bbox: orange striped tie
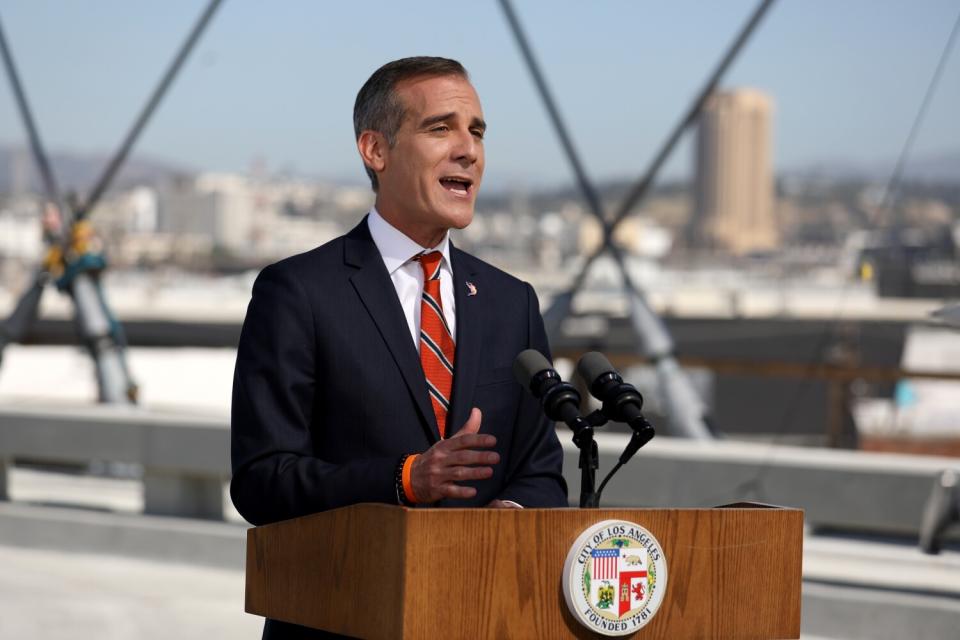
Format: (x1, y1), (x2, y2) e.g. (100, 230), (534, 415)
(417, 251), (455, 438)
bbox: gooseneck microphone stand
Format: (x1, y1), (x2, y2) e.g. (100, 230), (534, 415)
(515, 349), (659, 508)
(578, 352), (657, 505)
(527, 368), (609, 508)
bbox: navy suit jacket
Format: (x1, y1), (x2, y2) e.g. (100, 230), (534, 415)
(230, 217), (567, 527)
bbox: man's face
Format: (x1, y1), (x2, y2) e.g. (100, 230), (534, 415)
(375, 74), (486, 240)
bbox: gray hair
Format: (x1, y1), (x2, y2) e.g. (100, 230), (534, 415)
(353, 56), (468, 191)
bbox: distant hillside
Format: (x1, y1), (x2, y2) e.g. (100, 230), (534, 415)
(783, 149), (960, 184)
(0, 145), (190, 196)
(901, 150), (960, 182)
(2, 143), (955, 200)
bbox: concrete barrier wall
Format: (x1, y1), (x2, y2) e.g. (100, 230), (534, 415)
(0, 404), (229, 519)
(0, 404), (229, 472)
(2, 404), (958, 537)
(566, 433), (960, 538)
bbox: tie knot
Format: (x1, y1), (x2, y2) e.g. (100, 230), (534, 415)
(417, 251), (443, 281)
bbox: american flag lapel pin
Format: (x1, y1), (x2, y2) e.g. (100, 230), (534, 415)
(466, 281), (478, 297)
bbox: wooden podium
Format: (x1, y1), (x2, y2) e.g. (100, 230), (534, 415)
(245, 504), (802, 639)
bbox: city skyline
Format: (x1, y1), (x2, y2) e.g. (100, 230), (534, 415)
(0, 1), (958, 190)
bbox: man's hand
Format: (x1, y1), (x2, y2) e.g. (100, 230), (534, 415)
(410, 408), (499, 503)
(487, 500), (523, 509)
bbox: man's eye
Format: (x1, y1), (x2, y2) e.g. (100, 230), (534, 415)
(472, 130), (485, 140)
(431, 125), (449, 133)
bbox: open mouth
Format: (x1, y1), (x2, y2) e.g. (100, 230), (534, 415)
(439, 176), (473, 197)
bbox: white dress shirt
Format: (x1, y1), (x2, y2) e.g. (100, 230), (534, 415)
(367, 209), (524, 509)
(367, 208), (457, 351)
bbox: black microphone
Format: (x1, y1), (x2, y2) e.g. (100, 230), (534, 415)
(513, 349), (582, 426)
(577, 352), (646, 424)
(577, 351), (655, 462)
(515, 349), (603, 508)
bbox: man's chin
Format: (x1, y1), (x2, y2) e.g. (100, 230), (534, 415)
(433, 198), (476, 230)
(446, 208), (475, 230)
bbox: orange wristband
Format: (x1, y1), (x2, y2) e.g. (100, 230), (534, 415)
(402, 454), (419, 503)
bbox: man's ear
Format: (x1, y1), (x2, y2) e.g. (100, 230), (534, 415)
(357, 130), (387, 175)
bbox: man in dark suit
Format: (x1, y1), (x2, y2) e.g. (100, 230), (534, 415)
(230, 57), (567, 638)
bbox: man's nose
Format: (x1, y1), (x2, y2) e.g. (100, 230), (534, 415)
(452, 130), (479, 164)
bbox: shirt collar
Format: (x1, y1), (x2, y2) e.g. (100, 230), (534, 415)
(367, 207), (452, 275)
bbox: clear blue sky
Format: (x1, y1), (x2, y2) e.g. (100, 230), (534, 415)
(1, 0), (958, 189)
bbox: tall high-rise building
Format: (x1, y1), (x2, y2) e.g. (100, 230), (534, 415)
(692, 89), (777, 255)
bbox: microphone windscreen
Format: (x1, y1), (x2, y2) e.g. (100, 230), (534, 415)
(513, 349), (552, 388)
(577, 351), (615, 388)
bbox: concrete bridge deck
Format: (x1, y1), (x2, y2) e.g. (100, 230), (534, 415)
(0, 543), (261, 640)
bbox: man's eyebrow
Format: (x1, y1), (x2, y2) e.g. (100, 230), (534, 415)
(418, 112), (487, 132)
(419, 112), (455, 129)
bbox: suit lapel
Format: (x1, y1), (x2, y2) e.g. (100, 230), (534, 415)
(446, 246), (481, 438)
(345, 218), (440, 443)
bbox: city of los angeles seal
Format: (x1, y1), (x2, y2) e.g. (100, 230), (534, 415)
(562, 520), (668, 636)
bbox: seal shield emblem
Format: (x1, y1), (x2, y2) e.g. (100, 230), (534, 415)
(562, 520), (668, 636)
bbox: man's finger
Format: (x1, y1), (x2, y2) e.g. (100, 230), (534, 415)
(447, 449), (500, 467)
(440, 483), (478, 499)
(453, 407), (482, 436)
(487, 499), (522, 509)
(445, 464), (494, 483)
(443, 433), (496, 451)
